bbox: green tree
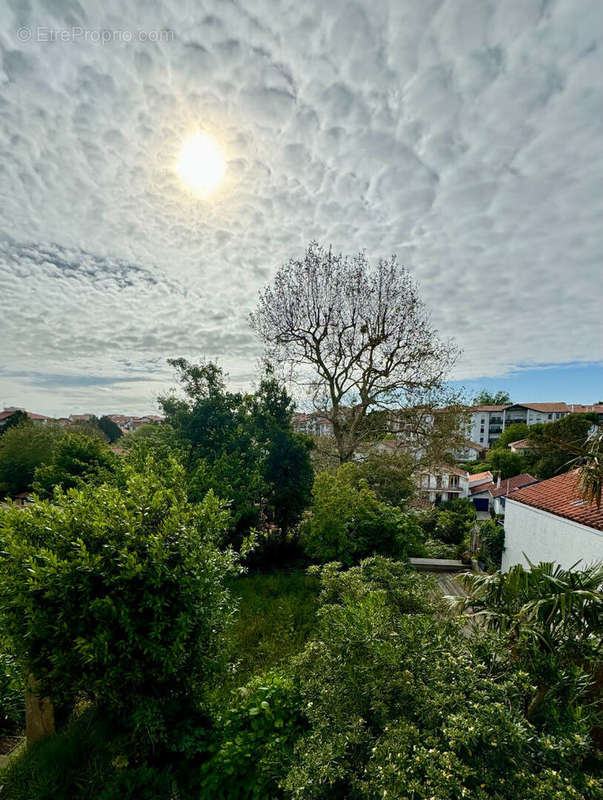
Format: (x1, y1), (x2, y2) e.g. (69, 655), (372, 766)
(0, 410), (29, 437)
(473, 390), (511, 405)
(0, 422), (64, 496)
(33, 432), (120, 498)
(97, 415), (123, 443)
(302, 463), (424, 564)
(489, 448), (525, 478)
(529, 413), (598, 479)
(161, 359), (313, 542)
(0, 459), (238, 744)
(458, 562), (603, 722)
(492, 422), (530, 449)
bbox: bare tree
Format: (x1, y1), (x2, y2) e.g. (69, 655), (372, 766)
(250, 242), (461, 463)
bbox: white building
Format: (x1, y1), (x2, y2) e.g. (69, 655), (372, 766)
(292, 412), (334, 438)
(417, 464), (470, 504)
(502, 470), (603, 571)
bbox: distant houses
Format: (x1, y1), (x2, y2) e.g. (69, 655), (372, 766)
(470, 473), (539, 515)
(0, 407), (51, 431)
(418, 465), (470, 504)
(502, 470), (603, 571)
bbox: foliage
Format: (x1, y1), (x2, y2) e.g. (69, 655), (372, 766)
(573, 430), (603, 508)
(282, 558), (600, 800)
(422, 538), (459, 559)
(354, 450), (415, 506)
(473, 390), (511, 405)
(457, 562), (603, 722)
(0, 647), (24, 732)
(160, 359), (313, 546)
(0, 409), (29, 437)
(0, 708), (173, 800)
(301, 463), (425, 565)
(479, 519), (505, 568)
(251, 241), (459, 463)
(491, 422), (530, 449)
(33, 432), (121, 498)
(0, 459), (238, 746)
(200, 671), (305, 800)
(528, 413), (597, 479)
(0, 422), (64, 496)
(98, 416), (123, 443)
(490, 448), (526, 478)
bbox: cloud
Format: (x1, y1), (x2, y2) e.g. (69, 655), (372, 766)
(0, 0), (601, 414)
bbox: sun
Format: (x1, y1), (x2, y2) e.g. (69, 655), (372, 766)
(177, 131), (226, 195)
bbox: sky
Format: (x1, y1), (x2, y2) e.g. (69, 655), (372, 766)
(0, 0), (602, 417)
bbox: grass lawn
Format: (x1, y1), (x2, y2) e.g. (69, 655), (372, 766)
(220, 568), (320, 694)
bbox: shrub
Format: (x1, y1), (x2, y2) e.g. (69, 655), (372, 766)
(281, 558), (599, 800)
(302, 464), (424, 564)
(480, 519), (505, 568)
(200, 671), (304, 800)
(0, 648), (24, 733)
(0, 458), (238, 747)
(33, 432), (121, 498)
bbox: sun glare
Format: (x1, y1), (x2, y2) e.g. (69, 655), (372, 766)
(177, 131), (226, 196)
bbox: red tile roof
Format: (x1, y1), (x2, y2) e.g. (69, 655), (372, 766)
(469, 470), (493, 484)
(515, 402), (569, 413)
(470, 404), (510, 412)
(509, 470), (603, 531)
(470, 473), (538, 497)
(508, 438), (531, 449)
(0, 409), (50, 422)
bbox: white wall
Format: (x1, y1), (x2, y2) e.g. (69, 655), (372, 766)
(502, 500), (603, 571)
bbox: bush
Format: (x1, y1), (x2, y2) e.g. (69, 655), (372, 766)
(302, 464), (424, 564)
(200, 671), (305, 800)
(0, 458), (238, 748)
(480, 520), (505, 568)
(280, 558), (599, 800)
(0, 648), (24, 733)
(33, 432), (121, 498)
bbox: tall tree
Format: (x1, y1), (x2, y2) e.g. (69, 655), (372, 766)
(528, 413), (597, 479)
(98, 415), (123, 443)
(472, 390), (511, 405)
(250, 242), (459, 463)
(0, 422), (64, 496)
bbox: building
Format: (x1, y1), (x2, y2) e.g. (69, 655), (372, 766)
(453, 440), (488, 462)
(467, 403), (576, 448)
(502, 470), (603, 571)
(292, 412), (334, 438)
(470, 473), (539, 515)
(69, 413), (95, 423)
(0, 408), (51, 430)
(468, 470), (493, 491)
(418, 465), (470, 504)
(508, 438), (532, 454)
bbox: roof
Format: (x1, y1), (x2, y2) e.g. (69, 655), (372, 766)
(470, 473), (538, 497)
(469, 470), (493, 484)
(471, 404), (510, 412)
(421, 464), (468, 478)
(508, 438), (531, 449)
(0, 409), (50, 422)
(509, 470), (603, 531)
(510, 402), (569, 413)
(460, 439), (487, 452)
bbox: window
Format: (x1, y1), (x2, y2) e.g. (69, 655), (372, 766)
(480, 437), (484, 443)
(481, 418), (485, 424)
(548, 413), (552, 419)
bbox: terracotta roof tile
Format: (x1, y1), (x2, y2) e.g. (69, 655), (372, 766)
(469, 471), (493, 484)
(470, 473), (538, 497)
(509, 470), (603, 531)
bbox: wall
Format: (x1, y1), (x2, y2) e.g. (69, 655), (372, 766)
(502, 500), (603, 571)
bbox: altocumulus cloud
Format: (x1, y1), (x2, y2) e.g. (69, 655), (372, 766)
(0, 0), (601, 414)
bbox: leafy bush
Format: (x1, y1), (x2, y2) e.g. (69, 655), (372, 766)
(423, 538), (459, 559)
(0, 422), (64, 496)
(479, 519), (505, 568)
(0, 458), (238, 748)
(281, 558), (600, 800)
(33, 432), (121, 498)
(0, 648), (24, 733)
(302, 464), (424, 564)
(200, 671), (305, 800)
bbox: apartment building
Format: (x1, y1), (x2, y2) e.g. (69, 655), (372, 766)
(468, 402), (602, 448)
